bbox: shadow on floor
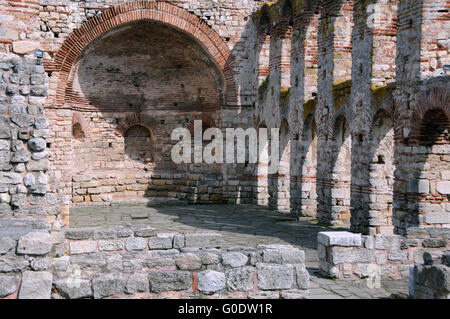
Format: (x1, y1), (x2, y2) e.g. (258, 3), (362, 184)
(70, 202), (349, 251)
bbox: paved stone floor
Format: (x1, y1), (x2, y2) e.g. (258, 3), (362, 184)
(70, 201), (410, 299)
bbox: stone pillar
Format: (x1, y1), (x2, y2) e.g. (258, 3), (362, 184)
(289, 1), (320, 216)
(418, 0), (449, 80)
(412, 251), (450, 299)
(349, 0), (398, 235)
(392, 0), (449, 234)
(316, 0), (354, 225)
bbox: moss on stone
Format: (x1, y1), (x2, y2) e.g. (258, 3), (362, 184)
(371, 83), (396, 109)
(280, 87), (290, 101)
(303, 98), (317, 118)
(258, 76), (270, 100)
(332, 80), (352, 110)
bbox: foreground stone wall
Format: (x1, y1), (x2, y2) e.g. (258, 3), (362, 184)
(252, 0), (449, 236)
(411, 250), (449, 299)
(318, 228), (449, 281)
(0, 228), (310, 299)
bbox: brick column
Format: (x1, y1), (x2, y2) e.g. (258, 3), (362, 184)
(316, 0), (354, 226)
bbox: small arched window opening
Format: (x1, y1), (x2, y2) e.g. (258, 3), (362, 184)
(418, 108), (449, 146)
(72, 123), (86, 139)
(124, 125), (153, 163)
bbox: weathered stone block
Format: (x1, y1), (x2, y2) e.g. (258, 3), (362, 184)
(226, 267), (254, 291)
(28, 139), (46, 153)
(422, 239), (447, 248)
(10, 193), (26, 208)
(11, 113), (34, 128)
(69, 241), (97, 255)
(65, 228), (94, 240)
(294, 264), (310, 289)
(0, 172), (22, 184)
(416, 265), (449, 294)
(34, 118), (49, 129)
(0, 117), (10, 139)
(0, 274), (18, 297)
(317, 232), (362, 247)
(222, 252), (248, 268)
(388, 251), (408, 261)
(92, 272), (125, 299)
(0, 140), (9, 150)
(30, 86), (47, 97)
(125, 237), (147, 251)
(31, 258), (50, 271)
(437, 182), (450, 195)
(148, 271), (192, 292)
(132, 225), (156, 237)
(185, 233), (222, 249)
(98, 240), (124, 252)
(144, 256), (176, 269)
(201, 252), (221, 265)
(423, 251), (444, 266)
(418, 179), (430, 194)
(0, 255), (29, 272)
(125, 273), (148, 294)
(261, 245), (305, 264)
(12, 41), (40, 54)
(280, 289), (309, 299)
(173, 234), (185, 248)
(116, 227), (133, 238)
(0, 150), (11, 165)
(26, 159), (50, 172)
(18, 271), (52, 299)
(54, 277), (93, 299)
(196, 270), (226, 294)
(174, 253), (202, 270)
(330, 249), (375, 264)
(0, 237), (16, 254)
(256, 263), (295, 290)
(425, 212), (450, 225)
(10, 150), (31, 163)
(17, 232), (52, 255)
(148, 234), (173, 250)
(375, 235), (401, 250)
(354, 263), (376, 279)
(93, 227), (117, 240)
(443, 253), (450, 267)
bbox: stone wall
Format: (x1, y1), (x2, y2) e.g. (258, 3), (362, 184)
(0, 0), (448, 281)
(318, 228), (449, 281)
(252, 0), (449, 235)
(0, 0), (263, 210)
(411, 250), (449, 299)
(0, 54), (70, 223)
(0, 228), (310, 299)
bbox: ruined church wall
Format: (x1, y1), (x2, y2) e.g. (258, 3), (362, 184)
(252, 0), (449, 235)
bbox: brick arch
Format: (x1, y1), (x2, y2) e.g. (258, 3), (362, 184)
(366, 101), (403, 142)
(47, 1), (236, 107)
(411, 87), (450, 141)
(72, 111), (89, 138)
(185, 112), (217, 134)
(328, 105), (353, 139)
(116, 112), (165, 144)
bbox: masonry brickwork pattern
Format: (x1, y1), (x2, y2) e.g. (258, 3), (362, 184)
(0, 0), (448, 299)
